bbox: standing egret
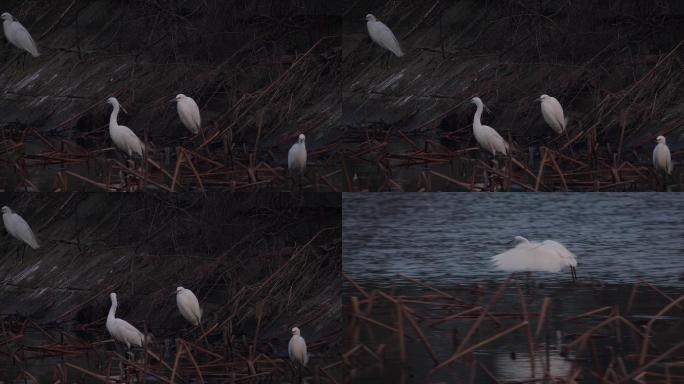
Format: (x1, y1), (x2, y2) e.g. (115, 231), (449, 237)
(366, 14), (404, 58)
(106, 293), (146, 352)
(176, 286), (201, 326)
(288, 134), (307, 174)
(470, 97), (509, 157)
(289, 327), (309, 375)
(492, 236), (578, 280)
(106, 97), (145, 158)
(172, 94), (201, 135)
(1, 12), (40, 58)
(538, 94), (568, 135)
(653, 135), (672, 175)
(2, 205), (39, 262)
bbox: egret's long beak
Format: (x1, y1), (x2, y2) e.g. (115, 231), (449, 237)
(170, 98), (176, 103)
(536, 97), (543, 102)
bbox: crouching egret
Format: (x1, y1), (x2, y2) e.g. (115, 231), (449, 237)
(106, 293), (146, 351)
(106, 97), (145, 158)
(492, 236), (578, 280)
(366, 14), (404, 58)
(176, 287), (201, 326)
(289, 327), (308, 366)
(288, 134), (307, 173)
(2, 206), (39, 262)
(1, 12), (39, 57)
(470, 97), (509, 157)
(538, 94), (568, 135)
(653, 136), (672, 175)
(172, 94), (201, 135)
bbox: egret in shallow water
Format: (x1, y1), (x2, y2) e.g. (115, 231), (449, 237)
(1, 12), (39, 58)
(288, 134), (307, 173)
(2, 205), (39, 261)
(366, 14), (404, 58)
(471, 97), (509, 157)
(106, 97), (144, 158)
(176, 286), (201, 326)
(538, 94), (567, 135)
(492, 236), (577, 280)
(289, 327), (308, 367)
(106, 293), (146, 351)
(653, 135), (672, 175)
(173, 94), (201, 135)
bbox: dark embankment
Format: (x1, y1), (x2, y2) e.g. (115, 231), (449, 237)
(0, 1), (342, 192)
(0, 192), (341, 381)
(343, 0), (684, 191)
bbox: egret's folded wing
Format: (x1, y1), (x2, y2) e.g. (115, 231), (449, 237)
(12, 22), (39, 57)
(11, 214), (39, 249)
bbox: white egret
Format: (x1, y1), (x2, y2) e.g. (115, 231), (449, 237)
(289, 327), (308, 367)
(538, 94), (568, 134)
(173, 94), (201, 135)
(176, 286), (201, 326)
(1, 12), (39, 57)
(106, 293), (146, 350)
(366, 14), (404, 57)
(470, 97), (509, 156)
(106, 97), (145, 157)
(288, 134), (307, 173)
(653, 135), (672, 175)
(2, 205), (39, 262)
(492, 236), (578, 280)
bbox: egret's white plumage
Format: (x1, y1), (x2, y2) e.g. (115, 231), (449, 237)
(492, 236), (578, 279)
(288, 327), (308, 366)
(653, 136), (672, 175)
(1, 206), (39, 249)
(106, 97), (144, 157)
(176, 286), (201, 326)
(106, 293), (145, 349)
(471, 97), (509, 156)
(538, 94), (568, 134)
(366, 14), (403, 57)
(1, 13), (39, 57)
(173, 94), (201, 135)
(288, 134), (307, 173)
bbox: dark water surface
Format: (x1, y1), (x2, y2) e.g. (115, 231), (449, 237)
(344, 193), (684, 287)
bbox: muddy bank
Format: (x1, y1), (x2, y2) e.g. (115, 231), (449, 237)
(0, 1), (342, 191)
(342, 0), (684, 191)
(0, 192), (341, 381)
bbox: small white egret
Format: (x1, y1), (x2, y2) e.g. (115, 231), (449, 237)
(106, 97), (145, 157)
(653, 135), (672, 175)
(288, 134), (307, 173)
(492, 236), (578, 280)
(289, 327), (309, 367)
(1, 12), (39, 57)
(106, 293), (146, 350)
(173, 94), (201, 135)
(2, 205), (39, 262)
(470, 97), (509, 156)
(176, 286), (201, 326)
(538, 94), (568, 134)
(366, 14), (404, 57)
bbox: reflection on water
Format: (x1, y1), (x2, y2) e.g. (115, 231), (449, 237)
(345, 283), (684, 383)
(344, 193), (684, 287)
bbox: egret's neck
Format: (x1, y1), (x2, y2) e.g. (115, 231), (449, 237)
(108, 300), (117, 322)
(109, 104), (120, 131)
(473, 103), (483, 128)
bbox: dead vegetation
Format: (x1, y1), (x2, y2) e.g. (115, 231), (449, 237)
(342, 0), (684, 191)
(344, 273), (684, 383)
(0, 1), (342, 192)
(0, 193), (342, 382)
